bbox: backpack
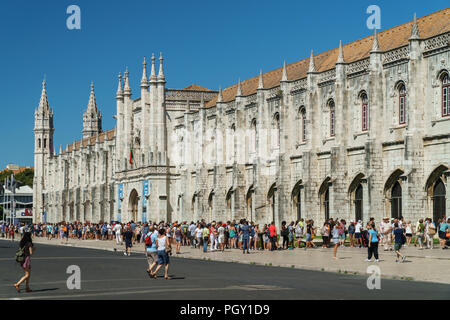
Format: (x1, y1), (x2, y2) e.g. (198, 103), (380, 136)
(15, 246), (25, 263)
(144, 232), (153, 246)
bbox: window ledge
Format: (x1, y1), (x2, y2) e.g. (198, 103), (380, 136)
(322, 136), (335, 144)
(295, 141), (307, 149)
(353, 131), (369, 139)
(389, 124), (406, 132)
(431, 116), (450, 126)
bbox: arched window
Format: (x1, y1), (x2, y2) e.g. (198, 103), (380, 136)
(299, 107), (306, 142)
(355, 184), (363, 221)
(442, 73), (450, 117)
(398, 84), (406, 124)
(250, 119), (257, 155)
(328, 100), (335, 137)
(361, 93), (368, 131)
(38, 138), (41, 148)
(391, 181), (402, 219)
(433, 179), (446, 223)
(274, 113), (280, 148)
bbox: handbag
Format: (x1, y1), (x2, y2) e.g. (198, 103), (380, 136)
(15, 247), (25, 263)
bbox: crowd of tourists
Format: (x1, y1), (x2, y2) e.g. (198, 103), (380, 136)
(3, 215), (449, 255)
(6, 215), (450, 293)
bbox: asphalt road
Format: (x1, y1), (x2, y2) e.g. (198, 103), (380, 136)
(0, 240), (449, 300)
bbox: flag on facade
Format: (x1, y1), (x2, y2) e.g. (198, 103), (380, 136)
(129, 147), (133, 165)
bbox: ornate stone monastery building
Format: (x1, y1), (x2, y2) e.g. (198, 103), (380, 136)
(34, 9), (450, 226)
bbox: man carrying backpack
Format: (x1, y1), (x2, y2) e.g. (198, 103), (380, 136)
(145, 225), (158, 277)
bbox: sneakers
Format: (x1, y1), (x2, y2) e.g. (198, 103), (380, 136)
(402, 256), (406, 263)
(123, 252), (127, 256)
(365, 259), (372, 262)
(375, 259), (380, 262)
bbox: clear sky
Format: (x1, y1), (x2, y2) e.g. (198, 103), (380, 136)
(0, 0), (448, 169)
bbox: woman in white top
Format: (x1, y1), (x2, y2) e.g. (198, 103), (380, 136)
(151, 228), (172, 280)
(405, 221), (413, 246)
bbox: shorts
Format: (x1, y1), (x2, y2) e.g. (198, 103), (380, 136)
(146, 251), (157, 264)
(295, 234), (303, 239)
(355, 233), (361, 239)
(306, 233), (312, 242)
(218, 235), (225, 243)
(339, 234), (345, 240)
(176, 237), (181, 242)
(438, 231), (446, 240)
(333, 237), (339, 245)
(157, 250), (170, 265)
(394, 243), (402, 251)
(125, 240), (132, 248)
(406, 233), (412, 237)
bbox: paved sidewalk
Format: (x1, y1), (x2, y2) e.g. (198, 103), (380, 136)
(4, 237), (450, 284)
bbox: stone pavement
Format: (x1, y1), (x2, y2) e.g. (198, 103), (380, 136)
(3, 237), (450, 285)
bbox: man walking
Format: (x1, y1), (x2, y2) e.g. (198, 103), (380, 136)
(113, 222), (122, 245)
(240, 220), (250, 254)
(393, 223), (406, 263)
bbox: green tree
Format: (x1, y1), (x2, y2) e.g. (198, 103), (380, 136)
(15, 168), (34, 188)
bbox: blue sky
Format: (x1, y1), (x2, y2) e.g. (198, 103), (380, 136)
(0, 0), (447, 169)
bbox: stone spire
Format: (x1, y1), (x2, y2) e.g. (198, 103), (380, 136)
(149, 53), (157, 83)
(83, 82), (102, 139)
(337, 40), (345, 64)
(38, 79), (50, 114)
(141, 57), (148, 88)
(258, 69), (264, 89)
(236, 78), (242, 96)
(281, 61), (288, 81)
(410, 13), (420, 40)
(87, 82), (98, 113)
(158, 52), (165, 82)
(371, 29), (380, 52)
(59, 145), (62, 154)
(308, 50), (316, 73)
(124, 67), (131, 96)
(218, 86), (223, 102)
(116, 73), (123, 99)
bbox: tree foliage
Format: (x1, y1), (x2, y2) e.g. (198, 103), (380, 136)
(0, 168), (34, 188)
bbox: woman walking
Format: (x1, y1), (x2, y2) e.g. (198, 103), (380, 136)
(14, 232), (34, 293)
(366, 224), (380, 262)
(332, 223), (341, 259)
(321, 222), (330, 248)
(150, 228), (172, 280)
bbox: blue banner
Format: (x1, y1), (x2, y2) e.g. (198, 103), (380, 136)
(43, 212), (47, 224)
(118, 184), (123, 222)
(142, 180), (149, 222)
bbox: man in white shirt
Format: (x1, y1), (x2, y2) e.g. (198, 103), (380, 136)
(218, 223), (225, 252)
(355, 221), (362, 247)
(113, 222), (122, 245)
(381, 217), (393, 251)
(188, 222), (196, 248)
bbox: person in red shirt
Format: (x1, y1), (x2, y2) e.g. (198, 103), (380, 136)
(269, 222), (277, 251)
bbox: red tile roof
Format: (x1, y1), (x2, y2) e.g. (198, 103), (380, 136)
(205, 8), (450, 108)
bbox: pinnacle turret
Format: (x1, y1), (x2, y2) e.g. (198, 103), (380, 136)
(308, 50), (316, 73)
(218, 86), (223, 102)
(158, 52), (165, 82)
(281, 61), (288, 81)
(337, 40), (345, 64)
(38, 79), (50, 114)
(410, 13), (420, 40)
(116, 73), (123, 99)
(141, 57), (148, 88)
(236, 79), (242, 96)
(258, 69), (264, 89)
(371, 29), (380, 52)
(87, 82), (98, 113)
(150, 53), (157, 83)
(124, 67), (131, 96)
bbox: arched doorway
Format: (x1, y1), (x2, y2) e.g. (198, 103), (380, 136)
(129, 189), (138, 222)
(226, 188), (234, 220)
(391, 182), (402, 219)
(319, 177), (331, 222)
(246, 185), (254, 222)
(291, 181), (302, 221)
(267, 183), (277, 223)
(355, 184), (363, 221)
(433, 180), (446, 223)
